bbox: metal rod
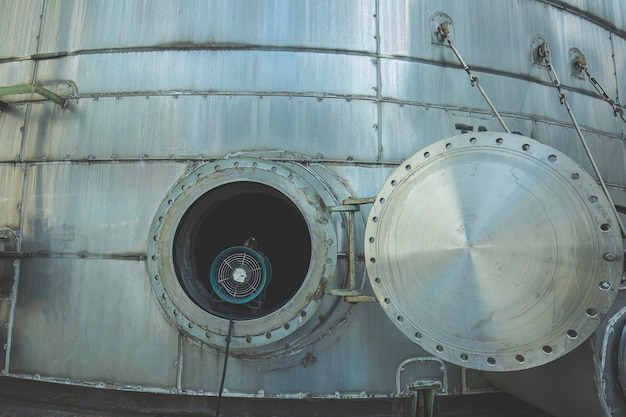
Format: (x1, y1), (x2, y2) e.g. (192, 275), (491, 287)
(539, 48), (626, 238)
(562, 97), (626, 238)
(438, 23), (511, 134)
(0, 84), (66, 107)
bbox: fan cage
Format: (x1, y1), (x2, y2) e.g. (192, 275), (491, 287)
(209, 246), (272, 305)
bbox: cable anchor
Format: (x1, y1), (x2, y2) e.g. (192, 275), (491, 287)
(436, 21), (511, 133)
(536, 42), (626, 238)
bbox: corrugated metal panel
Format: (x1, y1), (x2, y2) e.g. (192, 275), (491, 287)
(0, 1), (624, 412)
(380, 58), (621, 134)
(21, 162), (185, 253)
(553, 0), (626, 32)
(531, 122), (626, 185)
(0, 103), (25, 161)
(0, 166), (23, 230)
(379, 0), (617, 110)
(0, 0), (42, 58)
(181, 303), (426, 395)
(379, 103), (536, 163)
(10, 258), (178, 387)
(40, 0), (377, 53)
(35, 50), (377, 97)
(0, 61), (36, 88)
(23, 96), (379, 161)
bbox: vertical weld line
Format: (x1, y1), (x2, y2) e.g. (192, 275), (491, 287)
(176, 332), (184, 391)
(607, 34), (624, 141)
(31, 0), (48, 83)
(608, 34), (620, 107)
(375, 0), (383, 163)
(6, 0), (50, 375)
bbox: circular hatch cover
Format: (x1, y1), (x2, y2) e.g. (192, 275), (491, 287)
(365, 132), (623, 371)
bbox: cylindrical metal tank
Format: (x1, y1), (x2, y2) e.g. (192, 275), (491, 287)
(0, 1), (625, 416)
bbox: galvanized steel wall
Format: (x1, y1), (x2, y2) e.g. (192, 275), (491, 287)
(0, 0), (625, 410)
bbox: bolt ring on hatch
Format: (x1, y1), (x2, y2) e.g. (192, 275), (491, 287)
(147, 157), (340, 351)
(366, 132), (623, 372)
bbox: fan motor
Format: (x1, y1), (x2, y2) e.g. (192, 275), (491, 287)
(209, 246), (272, 305)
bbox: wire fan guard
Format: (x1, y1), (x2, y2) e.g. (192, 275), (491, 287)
(210, 246), (271, 304)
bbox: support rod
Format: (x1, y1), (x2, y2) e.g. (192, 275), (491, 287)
(437, 22), (511, 134)
(538, 44), (626, 239)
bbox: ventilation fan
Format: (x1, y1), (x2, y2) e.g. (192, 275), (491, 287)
(209, 241), (272, 305)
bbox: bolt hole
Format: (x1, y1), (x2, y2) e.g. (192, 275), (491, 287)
(460, 353), (468, 361)
(496, 138), (503, 145)
(391, 180), (397, 186)
(300, 311), (307, 317)
(588, 196), (598, 203)
(370, 257), (376, 263)
(469, 137), (477, 144)
(374, 277), (381, 284)
(567, 329), (578, 339)
(515, 355), (525, 363)
(372, 217), (378, 223)
(599, 281), (611, 291)
(446, 143), (452, 149)
(487, 357), (496, 366)
(600, 223), (611, 232)
(265, 332), (272, 339)
(415, 332), (422, 340)
(542, 345), (553, 354)
(586, 308), (598, 318)
(405, 164), (411, 171)
(379, 198), (385, 204)
(369, 237), (375, 243)
(436, 345), (444, 352)
(424, 152), (430, 158)
(522, 144), (530, 151)
(397, 316), (404, 323)
(548, 155), (557, 162)
(384, 298), (390, 304)
(570, 173), (579, 180)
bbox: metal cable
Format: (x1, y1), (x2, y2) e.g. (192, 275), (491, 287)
(573, 55), (626, 124)
(437, 22), (511, 134)
(215, 316), (235, 417)
(539, 44), (626, 239)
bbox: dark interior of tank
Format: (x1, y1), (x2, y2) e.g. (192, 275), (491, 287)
(173, 182), (312, 319)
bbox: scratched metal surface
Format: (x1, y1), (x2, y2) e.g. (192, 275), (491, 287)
(0, 1), (624, 417)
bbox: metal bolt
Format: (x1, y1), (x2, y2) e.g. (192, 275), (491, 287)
(604, 252), (616, 261)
